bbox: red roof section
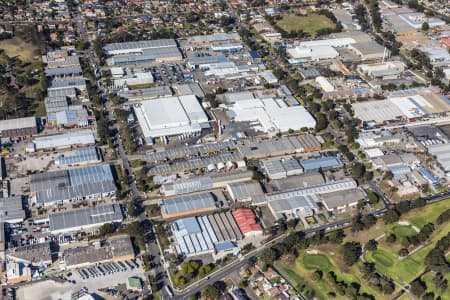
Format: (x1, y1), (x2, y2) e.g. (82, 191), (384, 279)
(440, 37), (450, 48)
(232, 208), (263, 234)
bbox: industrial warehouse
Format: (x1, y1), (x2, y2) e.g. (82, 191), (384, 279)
(134, 94), (210, 144)
(104, 39), (182, 66)
(49, 204), (123, 234)
(29, 164), (116, 207)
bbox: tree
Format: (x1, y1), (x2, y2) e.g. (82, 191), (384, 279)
(422, 22), (430, 31)
(351, 162), (366, 179)
(410, 278), (426, 296)
(365, 239), (378, 251)
(202, 284), (220, 300)
(398, 248), (409, 257)
(315, 112), (328, 131)
(395, 201), (410, 214)
(386, 233), (397, 243)
(127, 203), (138, 217)
(259, 248), (278, 267)
(367, 192), (379, 205)
(312, 270), (323, 281)
(180, 260), (200, 277)
(383, 209), (400, 224)
(342, 242), (362, 266)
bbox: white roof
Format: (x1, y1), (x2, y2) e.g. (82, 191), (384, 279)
(364, 148), (385, 158)
(353, 100), (404, 122)
(287, 45), (339, 60)
(228, 94), (316, 132)
(299, 37), (356, 48)
(315, 76), (335, 92)
(0, 117), (36, 131)
(33, 130), (95, 150)
(135, 95), (208, 139)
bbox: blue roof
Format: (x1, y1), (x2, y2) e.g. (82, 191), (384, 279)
(175, 217), (202, 234)
(388, 165), (411, 175)
(419, 168), (439, 185)
(301, 156), (343, 171)
(249, 50), (261, 58)
(214, 240), (236, 252)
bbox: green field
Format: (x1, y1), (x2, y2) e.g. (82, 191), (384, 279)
(302, 253), (332, 270)
(403, 199), (449, 228)
(276, 14), (335, 36)
(392, 225), (416, 238)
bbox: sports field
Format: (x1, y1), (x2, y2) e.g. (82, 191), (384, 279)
(276, 14), (335, 36)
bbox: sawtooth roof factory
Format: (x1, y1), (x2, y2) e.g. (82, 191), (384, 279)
(104, 39), (182, 66)
(134, 95), (209, 144)
(353, 88), (450, 127)
(224, 91), (316, 133)
(29, 164), (116, 207)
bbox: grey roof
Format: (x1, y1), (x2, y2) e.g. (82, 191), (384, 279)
(227, 182), (264, 200)
(64, 245), (112, 267)
(269, 194), (318, 213)
(31, 164), (116, 205)
(45, 66), (82, 77)
(0, 117), (36, 131)
(33, 130), (95, 150)
(109, 235), (134, 258)
(148, 152), (242, 175)
(143, 141), (236, 161)
(30, 164), (114, 192)
(263, 159), (285, 176)
(7, 242), (52, 264)
(49, 204), (123, 233)
(0, 196), (25, 222)
(47, 87), (77, 98)
(35, 180), (116, 205)
(160, 192), (217, 216)
(117, 86), (173, 101)
(301, 156), (343, 171)
(48, 77), (86, 90)
(273, 172), (325, 191)
(108, 46), (181, 65)
(427, 143), (450, 171)
(320, 188), (365, 209)
(104, 39), (177, 53)
(57, 147), (100, 165)
(163, 176), (213, 195)
(45, 96), (69, 113)
(186, 33), (240, 43)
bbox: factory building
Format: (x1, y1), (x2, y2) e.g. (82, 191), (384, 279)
(49, 204), (123, 234)
(161, 170), (253, 197)
(170, 212), (242, 258)
(0, 117), (37, 138)
(103, 39), (179, 56)
(29, 164), (116, 207)
(226, 181), (265, 202)
(160, 192), (219, 219)
(262, 157), (303, 179)
(301, 156), (343, 172)
(225, 91), (316, 133)
(134, 95), (209, 144)
(357, 61), (406, 80)
(319, 188), (365, 213)
(29, 130), (95, 152)
(231, 208), (263, 237)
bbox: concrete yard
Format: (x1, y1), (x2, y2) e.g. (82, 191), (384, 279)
(18, 267), (146, 300)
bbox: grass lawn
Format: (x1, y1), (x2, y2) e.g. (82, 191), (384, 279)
(392, 225), (417, 238)
(302, 253), (332, 270)
(403, 198), (450, 228)
(276, 14), (335, 36)
(277, 250), (386, 300)
(0, 37), (39, 61)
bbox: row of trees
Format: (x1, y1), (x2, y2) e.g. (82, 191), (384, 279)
(360, 262), (396, 295)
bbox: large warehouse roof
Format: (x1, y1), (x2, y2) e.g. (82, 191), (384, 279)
(0, 196), (25, 223)
(427, 143), (450, 172)
(134, 95), (209, 140)
(353, 100), (404, 123)
(30, 164), (116, 206)
(57, 147), (100, 166)
(49, 204), (123, 233)
(0, 117), (36, 131)
(160, 192), (218, 218)
(30, 164), (114, 192)
(103, 39), (178, 55)
(33, 130), (95, 150)
(226, 93), (316, 132)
